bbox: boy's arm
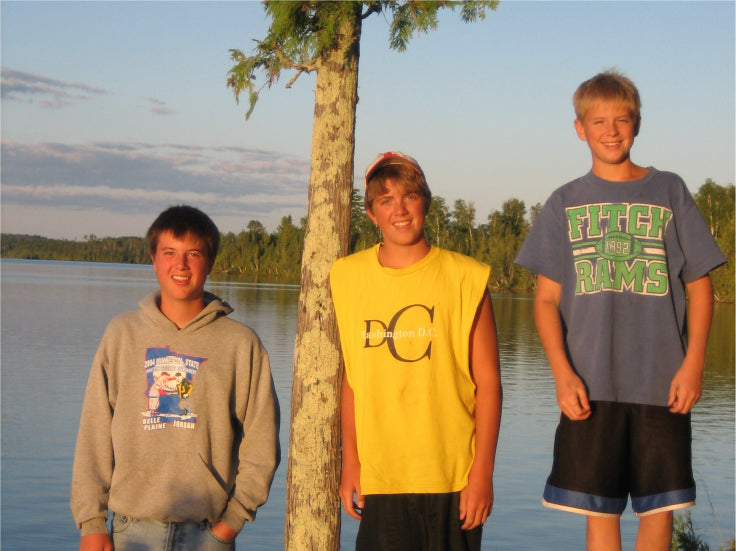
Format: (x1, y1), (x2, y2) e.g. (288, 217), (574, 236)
(339, 376), (364, 520)
(221, 341), (280, 535)
(668, 274), (714, 414)
(71, 344), (115, 542)
(534, 275), (591, 420)
(460, 290), (502, 530)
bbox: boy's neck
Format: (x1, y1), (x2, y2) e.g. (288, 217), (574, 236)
(591, 158), (648, 182)
(159, 296), (206, 329)
(378, 239), (431, 269)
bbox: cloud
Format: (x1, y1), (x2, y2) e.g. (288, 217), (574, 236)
(0, 141), (310, 233)
(147, 97), (176, 115)
(0, 67), (109, 108)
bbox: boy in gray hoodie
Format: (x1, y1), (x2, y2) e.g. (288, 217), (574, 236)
(71, 205), (280, 551)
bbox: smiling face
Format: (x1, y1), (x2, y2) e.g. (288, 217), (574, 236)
(151, 230), (210, 317)
(574, 99), (641, 177)
(367, 179), (428, 250)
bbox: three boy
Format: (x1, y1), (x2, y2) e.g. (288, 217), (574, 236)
(516, 70), (725, 550)
(71, 206), (280, 551)
(72, 70), (725, 551)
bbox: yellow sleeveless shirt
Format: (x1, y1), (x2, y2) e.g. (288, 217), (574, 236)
(330, 245), (491, 494)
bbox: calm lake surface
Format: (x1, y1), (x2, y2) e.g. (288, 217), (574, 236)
(1, 259), (733, 550)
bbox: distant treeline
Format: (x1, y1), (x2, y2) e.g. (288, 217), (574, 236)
(2, 234), (151, 265)
(2, 180), (733, 300)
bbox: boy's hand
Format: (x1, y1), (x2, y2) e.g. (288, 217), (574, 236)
(668, 357), (704, 414)
(459, 467), (493, 530)
(79, 533), (113, 551)
(556, 371), (591, 421)
(210, 521), (237, 542)
(339, 459), (364, 520)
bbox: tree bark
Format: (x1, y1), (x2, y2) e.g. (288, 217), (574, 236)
(284, 6), (362, 551)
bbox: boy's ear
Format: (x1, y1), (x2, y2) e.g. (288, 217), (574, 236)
(365, 205), (378, 226)
(634, 117), (641, 137)
(574, 118), (587, 142)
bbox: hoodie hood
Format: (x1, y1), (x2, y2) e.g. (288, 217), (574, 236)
(139, 290), (234, 333)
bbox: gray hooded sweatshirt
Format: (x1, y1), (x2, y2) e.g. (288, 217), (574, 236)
(71, 291), (280, 536)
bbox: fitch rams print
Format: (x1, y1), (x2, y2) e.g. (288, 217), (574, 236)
(567, 202), (673, 296)
(141, 345), (206, 431)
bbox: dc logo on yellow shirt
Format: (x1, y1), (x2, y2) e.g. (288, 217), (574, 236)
(361, 303), (436, 362)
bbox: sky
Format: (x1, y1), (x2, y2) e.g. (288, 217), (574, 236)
(1, 1), (734, 240)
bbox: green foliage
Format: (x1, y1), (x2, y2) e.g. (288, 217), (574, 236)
(3, 179), (733, 297)
(379, 0), (497, 51)
(350, 187), (380, 252)
(672, 511), (711, 551)
(449, 199), (476, 255)
(694, 180), (734, 302)
(480, 198), (531, 289)
(227, 1), (362, 118)
(211, 216), (305, 281)
(425, 196), (451, 248)
(0, 234), (151, 264)
(671, 510), (735, 551)
(227, 1), (496, 118)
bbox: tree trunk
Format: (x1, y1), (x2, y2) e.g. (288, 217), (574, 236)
(284, 7), (361, 551)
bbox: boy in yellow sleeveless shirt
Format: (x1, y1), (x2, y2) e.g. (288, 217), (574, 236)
(330, 152), (502, 551)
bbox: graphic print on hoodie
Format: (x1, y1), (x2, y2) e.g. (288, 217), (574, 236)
(141, 345), (206, 430)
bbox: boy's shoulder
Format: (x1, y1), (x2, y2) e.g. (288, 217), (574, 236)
(550, 171), (604, 198)
(432, 247), (490, 274)
(332, 246), (488, 271)
(331, 245), (489, 269)
(101, 292), (164, 330)
(104, 306), (146, 331)
(435, 246), (485, 263)
(102, 291), (238, 330)
(330, 245), (376, 274)
(195, 293), (261, 340)
(547, 167), (688, 204)
(212, 311), (261, 339)
(101, 294), (263, 354)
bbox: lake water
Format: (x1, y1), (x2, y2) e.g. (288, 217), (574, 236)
(1, 259), (733, 550)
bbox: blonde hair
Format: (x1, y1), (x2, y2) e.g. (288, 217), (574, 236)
(573, 69), (641, 122)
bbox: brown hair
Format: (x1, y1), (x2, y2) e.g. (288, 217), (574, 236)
(365, 162), (432, 214)
(146, 205), (220, 269)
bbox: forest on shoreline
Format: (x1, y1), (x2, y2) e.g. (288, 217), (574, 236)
(2, 181), (733, 301)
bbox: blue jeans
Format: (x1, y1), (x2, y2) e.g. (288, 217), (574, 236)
(111, 514), (235, 551)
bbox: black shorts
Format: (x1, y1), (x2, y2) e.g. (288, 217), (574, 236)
(542, 401), (695, 517)
(356, 492), (482, 551)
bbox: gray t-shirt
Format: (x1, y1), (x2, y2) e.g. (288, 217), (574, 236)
(515, 168), (725, 406)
